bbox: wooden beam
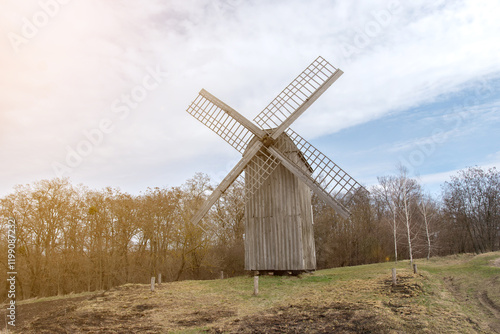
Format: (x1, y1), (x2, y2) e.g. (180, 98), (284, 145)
(267, 145), (350, 219)
(200, 89), (265, 139)
(270, 69), (343, 140)
(190, 140), (264, 225)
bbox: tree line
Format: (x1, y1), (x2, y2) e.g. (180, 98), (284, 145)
(1, 166), (499, 300)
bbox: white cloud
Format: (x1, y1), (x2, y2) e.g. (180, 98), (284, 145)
(1, 0), (499, 196)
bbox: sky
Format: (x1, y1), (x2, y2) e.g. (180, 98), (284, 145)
(1, 0), (500, 198)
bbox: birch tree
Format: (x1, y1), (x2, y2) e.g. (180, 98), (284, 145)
(397, 167), (421, 264)
(419, 194), (437, 260)
(375, 175), (401, 263)
(376, 167), (422, 265)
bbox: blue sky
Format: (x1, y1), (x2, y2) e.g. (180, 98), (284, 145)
(317, 76), (500, 196)
(1, 0), (499, 197)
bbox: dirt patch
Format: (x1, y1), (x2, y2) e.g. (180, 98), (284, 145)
(214, 302), (385, 334)
(491, 257), (500, 268)
(17, 300), (163, 333)
(176, 309), (235, 327)
(383, 273), (424, 298)
(5, 283), (237, 333)
(0, 295), (89, 331)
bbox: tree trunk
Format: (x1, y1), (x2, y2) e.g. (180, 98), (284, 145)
(392, 209), (398, 264)
(420, 200), (432, 260)
(403, 179), (413, 266)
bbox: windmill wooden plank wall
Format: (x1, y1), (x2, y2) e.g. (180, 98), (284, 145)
(244, 133), (316, 271)
(185, 56), (367, 274)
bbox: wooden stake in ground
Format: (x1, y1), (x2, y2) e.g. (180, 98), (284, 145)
(413, 264), (418, 274)
(158, 273), (162, 284)
(253, 275), (259, 296)
(151, 277), (155, 292)
(392, 268), (397, 286)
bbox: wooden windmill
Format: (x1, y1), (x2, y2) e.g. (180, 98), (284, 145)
(186, 56), (365, 273)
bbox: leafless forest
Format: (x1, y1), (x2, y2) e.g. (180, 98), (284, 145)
(1, 166), (499, 301)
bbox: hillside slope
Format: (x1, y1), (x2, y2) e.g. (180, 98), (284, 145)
(3, 252), (500, 333)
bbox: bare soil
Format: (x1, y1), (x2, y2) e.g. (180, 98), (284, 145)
(0, 295), (89, 331)
(216, 302), (384, 333)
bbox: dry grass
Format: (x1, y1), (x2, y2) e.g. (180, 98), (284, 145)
(3, 252), (499, 333)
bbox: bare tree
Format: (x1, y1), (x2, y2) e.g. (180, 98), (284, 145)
(442, 167), (500, 253)
(375, 176), (401, 263)
(400, 170), (415, 266)
(375, 167), (422, 265)
(419, 194), (437, 260)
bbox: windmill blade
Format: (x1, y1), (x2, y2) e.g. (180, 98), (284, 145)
(203, 176), (246, 237)
(283, 128), (367, 204)
(187, 89), (265, 154)
(190, 140), (263, 225)
(266, 145), (351, 219)
(253, 56), (343, 140)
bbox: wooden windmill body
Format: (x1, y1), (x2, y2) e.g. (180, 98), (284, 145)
(244, 132), (315, 272)
(186, 57), (366, 273)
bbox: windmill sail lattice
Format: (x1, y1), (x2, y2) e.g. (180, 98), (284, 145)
(283, 129), (365, 202)
(185, 56), (367, 272)
(187, 89), (256, 154)
(254, 57), (338, 130)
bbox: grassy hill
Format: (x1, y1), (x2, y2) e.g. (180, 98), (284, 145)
(3, 252), (500, 333)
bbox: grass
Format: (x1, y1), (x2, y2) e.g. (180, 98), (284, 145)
(417, 251), (500, 331)
(4, 251), (500, 333)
